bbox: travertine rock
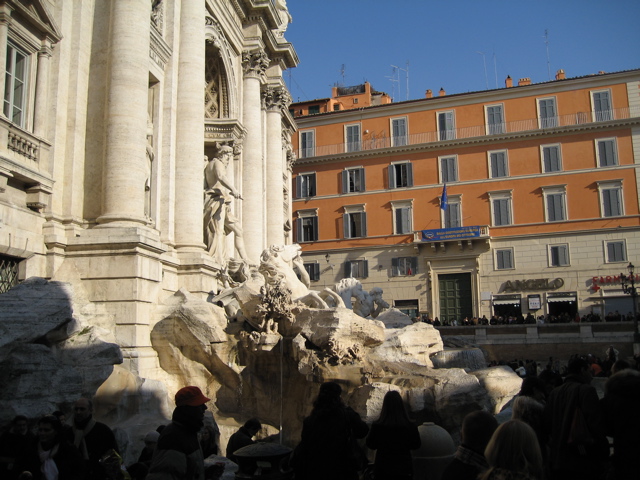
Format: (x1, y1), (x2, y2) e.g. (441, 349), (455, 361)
(375, 307), (413, 328)
(0, 278), (122, 426)
(368, 323), (444, 372)
(470, 366), (523, 413)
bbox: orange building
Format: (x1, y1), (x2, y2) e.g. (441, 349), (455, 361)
(290, 69), (640, 322)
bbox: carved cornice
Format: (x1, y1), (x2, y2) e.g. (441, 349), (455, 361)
(242, 48), (269, 79)
(150, 22), (171, 71)
(204, 119), (247, 146)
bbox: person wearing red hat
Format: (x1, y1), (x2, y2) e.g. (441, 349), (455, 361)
(147, 386), (211, 480)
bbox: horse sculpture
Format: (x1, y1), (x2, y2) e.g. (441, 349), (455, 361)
(259, 244), (345, 309)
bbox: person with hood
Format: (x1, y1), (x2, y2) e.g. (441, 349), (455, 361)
(147, 386), (211, 480)
(543, 357), (608, 480)
(293, 382), (368, 480)
(600, 368), (640, 480)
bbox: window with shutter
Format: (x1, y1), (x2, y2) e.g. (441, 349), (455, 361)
(538, 98), (558, 128)
(392, 118), (407, 146)
(389, 163), (413, 188)
(486, 105), (505, 134)
(489, 151), (508, 178)
(495, 249), (514, 270)
(550, 245), (569, 266)
(597, 139), (618, 167)
(606, 241), (626, 263)
(440, 156), (458, 183)
(592, 90), (612, 122)
(542, 145), (561, 172)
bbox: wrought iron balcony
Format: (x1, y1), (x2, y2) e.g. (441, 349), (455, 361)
(296, 106), (640, 160)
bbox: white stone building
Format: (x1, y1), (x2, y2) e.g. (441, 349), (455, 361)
(0, 0), (297, 376)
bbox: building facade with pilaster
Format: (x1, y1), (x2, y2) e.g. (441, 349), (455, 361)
(0, 0), (297, 377)
(291, 69), (640, 323)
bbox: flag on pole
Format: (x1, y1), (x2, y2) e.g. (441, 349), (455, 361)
(440, 183), (448, 211)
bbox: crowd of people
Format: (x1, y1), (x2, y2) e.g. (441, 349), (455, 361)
(1, 352), (638, 480)
(419, 310), (638, 326)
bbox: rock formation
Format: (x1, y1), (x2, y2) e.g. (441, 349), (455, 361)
(0, 247), (523, 463)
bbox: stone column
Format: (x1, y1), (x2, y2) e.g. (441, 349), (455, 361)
(33, 42), (52, 138)
(241, 50), (269, 262)
(0, 6), (12, 115)
(97, 0), (150, 226)
(174, 0), (205, 250)
(264, 85), (289, 247)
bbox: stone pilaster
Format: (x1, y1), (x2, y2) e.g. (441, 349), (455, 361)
(0, 6), (13, 117)
(241, 49), (269, 263)
(97, 0), (151, 226)
(33, 43), (53, 138)
(264, 85), (290, 247)
(174, 0), (206, 250)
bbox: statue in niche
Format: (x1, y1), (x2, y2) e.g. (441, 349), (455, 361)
(151, 0), (163, 31)
(203, 144), (249, 264)
(144, 124), (154, 220)
(274, 0), (292, 38)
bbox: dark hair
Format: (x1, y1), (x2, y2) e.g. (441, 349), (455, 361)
(374, 390), (413, 428)
(38, 415), (63, 443)
(567, 357), (588, 375)
(482, 420), (543, 480)
(518, 377), (545, 398)
(611, 359), (630, 374)
(244, 418), (262, 431)
(312, 382), (344, 410)
(462, 410), (498, 451)
(12, 415), (28, 425)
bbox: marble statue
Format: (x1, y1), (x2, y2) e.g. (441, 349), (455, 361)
(258, 244), (345, 309)
(274, 0), (292, 38)
(204, 145), (249, 264)
(353, 286), (389, 319)
(334, 278), (389, 318)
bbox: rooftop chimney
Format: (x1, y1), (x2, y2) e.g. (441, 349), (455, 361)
(518, 77), (531, 86)
(555, 69), (566, 80)
(425, 89), (433, 98)
(505, 75), (513, 88)
(439, 87), (446, 97)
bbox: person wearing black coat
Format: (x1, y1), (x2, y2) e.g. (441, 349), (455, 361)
(294, 382), (369, 480)
(600, 368), (640, 480)
(14, 415), (85, 480)
(366, 390), (421, 480)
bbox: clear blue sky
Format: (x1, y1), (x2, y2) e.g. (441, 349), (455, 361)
(284, 0), (640, 103)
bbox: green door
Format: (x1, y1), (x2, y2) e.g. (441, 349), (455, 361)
(438, 273), (473, 324)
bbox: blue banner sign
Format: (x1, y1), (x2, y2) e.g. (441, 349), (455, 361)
(421, 226), (483, 242)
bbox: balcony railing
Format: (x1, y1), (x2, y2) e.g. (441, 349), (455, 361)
(296, 106), (640, 159)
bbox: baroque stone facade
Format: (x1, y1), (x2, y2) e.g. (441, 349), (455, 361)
(0, 0), (297, 377)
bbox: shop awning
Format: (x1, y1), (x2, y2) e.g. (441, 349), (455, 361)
(492, 295), (521, 305)
(547, 293), (577, 303)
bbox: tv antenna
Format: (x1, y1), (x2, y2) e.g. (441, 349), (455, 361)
(340, 64), (346, 86)
(386, 66), (399, 101)
(544, 29), (551, 80)
(391, 62), (410, 100)
(477, 51), (489, 89)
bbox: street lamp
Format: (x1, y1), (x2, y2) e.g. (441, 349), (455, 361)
(620, 262), (639, 344)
